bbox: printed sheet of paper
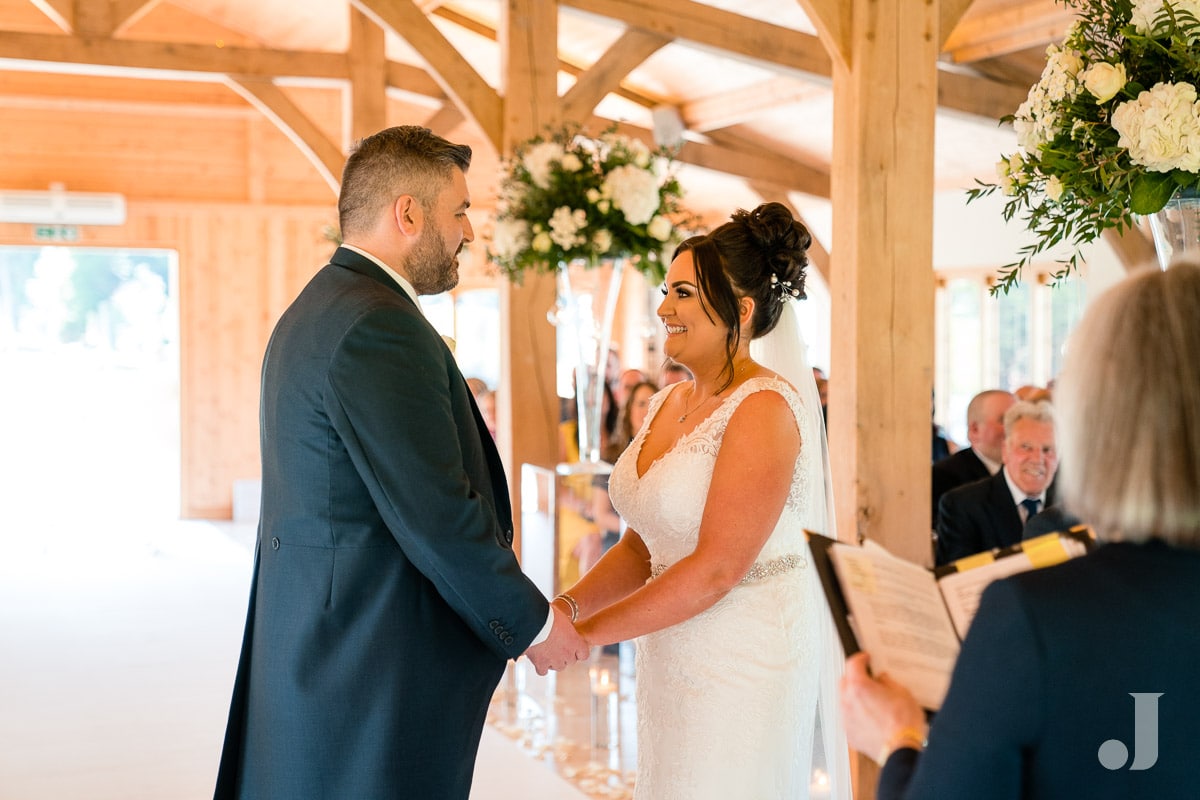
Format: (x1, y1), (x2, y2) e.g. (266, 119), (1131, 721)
(938, 532), (1092, 639)
(830, 541), (959, 711)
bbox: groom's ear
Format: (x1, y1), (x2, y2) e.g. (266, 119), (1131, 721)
(393, 195), (424, 239)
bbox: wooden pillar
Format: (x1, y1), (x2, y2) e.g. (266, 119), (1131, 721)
(799, 0), (970, 794)
(499, 0), (561, 539)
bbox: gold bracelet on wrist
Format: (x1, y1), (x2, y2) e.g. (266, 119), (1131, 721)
(876, 725), (927, 766)
(553, 593), (579, 623)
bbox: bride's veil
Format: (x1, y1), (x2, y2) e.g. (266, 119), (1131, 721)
(750, 299), (851, 800)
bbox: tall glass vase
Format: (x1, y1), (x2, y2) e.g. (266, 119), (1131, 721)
(1148, 187), (1200, 270)
(553, 257), (626, 472)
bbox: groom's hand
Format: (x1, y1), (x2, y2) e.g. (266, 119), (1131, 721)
(525, 605), (588, 675)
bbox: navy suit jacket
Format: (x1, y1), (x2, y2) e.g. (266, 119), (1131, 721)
(930, 448), (990, 525)
(935, 470), (1055, 566)
(214, 247), (549, 799)
(878, 541), (1200, 799)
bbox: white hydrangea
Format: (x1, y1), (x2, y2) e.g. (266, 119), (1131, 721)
(602, 164), (660, 225)
(549, 206), (588, 250)
(1132, 0), (1200, 39)
(491, 218), (530, 261)
(1112, 82), (1200, 172)
(1013, 43), (1086, 153)
(523, 142), (565, 190)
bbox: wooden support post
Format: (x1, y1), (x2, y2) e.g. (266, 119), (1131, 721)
(499, 0), (561, 545)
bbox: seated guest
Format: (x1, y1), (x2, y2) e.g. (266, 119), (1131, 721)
(935, 400), (1057, 566)
(931, 389), (1016, 525)
(839, 262), (1200, 800)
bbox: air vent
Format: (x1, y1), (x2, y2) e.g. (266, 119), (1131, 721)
(0, 184), (126, 225)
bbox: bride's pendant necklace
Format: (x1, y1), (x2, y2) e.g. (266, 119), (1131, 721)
(677, 386), (717, 423)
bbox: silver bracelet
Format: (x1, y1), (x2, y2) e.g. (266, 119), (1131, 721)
(553, 592), (579, 623)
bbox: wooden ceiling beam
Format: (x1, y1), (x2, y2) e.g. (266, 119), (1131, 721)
(561, 28), (672, 125)
(111, 1), (162, 36)
(29, 0), (73, 34)
(224, 75), (343, 195)
(793, 0), (849, 67)
(561, 0), (832, 79)
(938, 69), (1030, 123)
(682, 76), (823, 133)
(944, 1), (1074, 63)
(351, 0), (502, 150)
(0, 31), (350, 80)
(597, 117), (830, 198)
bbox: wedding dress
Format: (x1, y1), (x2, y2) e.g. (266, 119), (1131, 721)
(608, 374), (836, 799)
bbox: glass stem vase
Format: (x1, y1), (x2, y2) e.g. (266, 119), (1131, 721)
(554, 257), (625, 471)
(1148, 187), (1200, 270)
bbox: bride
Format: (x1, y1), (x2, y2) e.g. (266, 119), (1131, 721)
(555, 203), (850, 799)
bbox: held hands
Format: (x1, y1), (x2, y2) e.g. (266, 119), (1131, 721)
(838, 652), (928, 765)
(524, 605), (589, 675)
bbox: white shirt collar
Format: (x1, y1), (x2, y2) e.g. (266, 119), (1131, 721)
(1003, 467), (1046, 508)
(341, 244), (420, 309)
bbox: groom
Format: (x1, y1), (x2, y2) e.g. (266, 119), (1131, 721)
(214, 126), (588, 799)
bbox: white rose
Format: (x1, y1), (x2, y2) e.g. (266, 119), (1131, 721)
(996, 158), (1012, 180)
(1082, 62), (1127, 103)
(598, 199), (610, 213)
(593, 228), (613, 253)
(560, 152), (583, 172)
(531, 231), (553, 253)
(586, 188), (602, 204)
(1044, 175), (1065, 202)
(647, 215), (673, 241)
(1000, 175), (1016, 196)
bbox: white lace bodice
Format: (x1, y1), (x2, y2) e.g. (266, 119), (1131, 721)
(609, 376), (824, 571)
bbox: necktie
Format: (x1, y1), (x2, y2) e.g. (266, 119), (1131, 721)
(1020, 498), (1040, 519)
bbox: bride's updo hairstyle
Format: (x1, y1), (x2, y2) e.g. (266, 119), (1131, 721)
(673, 202), (811, 390)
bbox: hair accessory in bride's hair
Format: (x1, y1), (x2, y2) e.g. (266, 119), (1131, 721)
(770, 273), (802, 303)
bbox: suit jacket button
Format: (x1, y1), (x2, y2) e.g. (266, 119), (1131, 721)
(504, 528), (514, 544)
(271, 537), (280, 550)
(504, 635), (514, 646)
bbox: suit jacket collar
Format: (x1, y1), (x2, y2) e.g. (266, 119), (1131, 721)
(330, 246), (418, 309)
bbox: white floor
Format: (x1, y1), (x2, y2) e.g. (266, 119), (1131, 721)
(0, 518), (589, 800)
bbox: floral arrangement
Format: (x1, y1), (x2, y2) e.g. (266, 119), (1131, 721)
(489, 125), (690, 283)
(967, 0), (1200, 293)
